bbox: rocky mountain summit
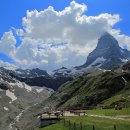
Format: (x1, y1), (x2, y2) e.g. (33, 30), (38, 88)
(81, 32), (130, 69)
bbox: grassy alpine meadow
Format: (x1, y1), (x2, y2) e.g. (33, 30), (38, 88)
(38, 115), (130, 130)
(83, 108), (130, 116)
(65, 116), (130, 130)
(39, 123), (68, 130)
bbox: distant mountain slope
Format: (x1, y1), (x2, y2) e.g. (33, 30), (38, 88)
(52, 67), (105, 78)
(81, 32), (130, 70)
(0, 67), (49, 78)
(0, 67), (73, 90)
(0, 72), (53, 130)
(45, 70), (130, 109)
(17, 76), (73, 90)
(0, 66), (106, 91)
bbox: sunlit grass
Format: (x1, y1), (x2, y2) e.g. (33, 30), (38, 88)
(39, 123), (68, 130)
(83, 108), (130, 116)
(39, 115), (130, 130)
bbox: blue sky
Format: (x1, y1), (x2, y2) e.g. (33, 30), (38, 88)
(0, 0), (130, 37)
(0, 0), (130, 69)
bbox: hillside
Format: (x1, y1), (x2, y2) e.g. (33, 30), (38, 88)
(45, 70), (130, 109)
(0, 72), (53, 130)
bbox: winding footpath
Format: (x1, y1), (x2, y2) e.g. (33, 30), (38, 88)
(87, 114), (130, 120)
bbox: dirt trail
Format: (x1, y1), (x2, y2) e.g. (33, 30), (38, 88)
(87, 114), (127, 120)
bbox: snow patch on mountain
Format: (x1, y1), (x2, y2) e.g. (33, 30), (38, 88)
(6, 90), (17, 102)
(0, 88), (3, 91)
(88, 57), (106, 68)
(23, 83), (32, 92)
(9, 82), (32, 92)
(122, 77), (127, 84)
(36, 88), (44, 93)
(4, 107), (9, 111)
(121, 59), (128, 63)
(4, 66), (17, 71)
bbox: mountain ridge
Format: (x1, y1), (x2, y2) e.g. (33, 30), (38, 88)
(80, 32), (130, 70)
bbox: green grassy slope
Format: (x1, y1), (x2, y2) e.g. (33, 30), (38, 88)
(46, 71), (130, 108)
(39, 116), (130, 130)
(84, 108), (130, 116)
(39, 123), (68, 130)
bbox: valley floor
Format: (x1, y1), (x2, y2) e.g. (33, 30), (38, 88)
(39, 108), (130, 130)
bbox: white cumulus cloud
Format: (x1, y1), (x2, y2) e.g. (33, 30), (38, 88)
(0, 31), (16, 56)
(0, 1), (129, 70)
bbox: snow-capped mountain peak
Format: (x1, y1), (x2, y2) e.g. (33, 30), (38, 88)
(81, 32), (130, 70)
